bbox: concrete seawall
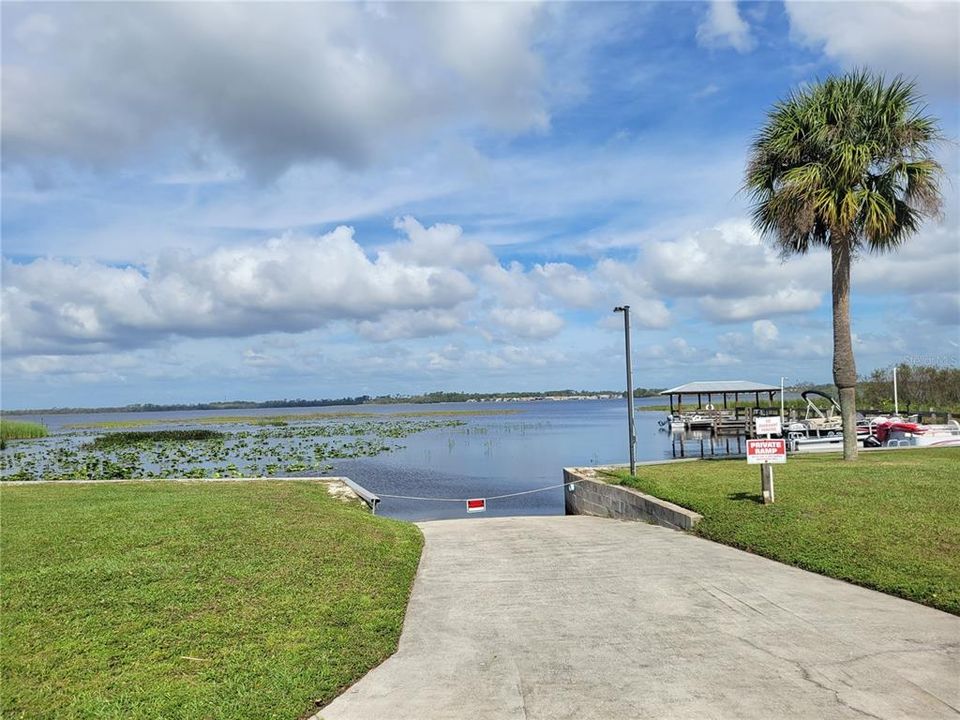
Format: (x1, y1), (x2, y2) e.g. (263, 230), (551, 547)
(563, 465), (702, 530)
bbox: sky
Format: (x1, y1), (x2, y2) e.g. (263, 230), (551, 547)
(1, 1), (958, 410)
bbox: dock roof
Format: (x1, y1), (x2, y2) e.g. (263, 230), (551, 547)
(660, 380), (781, 395)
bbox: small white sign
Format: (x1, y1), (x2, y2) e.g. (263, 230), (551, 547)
(754, 416), (782, 436)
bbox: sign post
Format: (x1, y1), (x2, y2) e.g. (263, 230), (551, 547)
(760, 464), (775, 505)
(747, 417), (785, 504)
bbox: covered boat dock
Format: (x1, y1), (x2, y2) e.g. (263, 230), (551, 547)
(661, 380), (781, 415)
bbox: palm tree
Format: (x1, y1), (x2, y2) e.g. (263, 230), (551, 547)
(745, 71), (943, 460)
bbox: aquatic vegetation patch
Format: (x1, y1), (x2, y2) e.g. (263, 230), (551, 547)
(67, 407), (521, 430)
(86, 429), (225, 449)
(1, 417), (465, 482)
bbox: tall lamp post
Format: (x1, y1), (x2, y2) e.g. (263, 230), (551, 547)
(893, 365), (899, 416)
(780, 376), (788, 423)
(614, 306), (636, 476)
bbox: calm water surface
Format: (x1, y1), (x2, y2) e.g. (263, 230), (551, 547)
(15, 399), (740, 521)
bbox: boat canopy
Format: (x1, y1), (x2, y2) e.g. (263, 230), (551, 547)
(660, 380), (782, 413)
(661, 381), (780, 395)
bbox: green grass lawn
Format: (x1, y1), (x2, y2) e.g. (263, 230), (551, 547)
(0, 481), (423, 719)
(609, 448), (960, 615)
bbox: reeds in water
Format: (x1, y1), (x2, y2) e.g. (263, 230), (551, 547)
(0, 420), (49, 441)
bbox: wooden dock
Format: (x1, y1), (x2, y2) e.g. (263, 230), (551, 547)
(674, 406), (784, 437)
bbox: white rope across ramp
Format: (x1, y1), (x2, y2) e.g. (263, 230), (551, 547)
(374, 479), (585, 512)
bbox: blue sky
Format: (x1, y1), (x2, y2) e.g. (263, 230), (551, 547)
(2, 1), (958, 409)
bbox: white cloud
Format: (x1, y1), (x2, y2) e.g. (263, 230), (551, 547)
(356, 308), (463, 342)
(752, 319), (779, 350)
(785, 1), (959, 97)
(717, 331), (749, 354)
(4, 353), (139, 380)
(416, 3), (548, 132)
(531, 262), (600, 308)
(2, 3), (550, 178)
(668, 337), (698, 360)
(414, 342), (569, 374)
(701, 287), (823, 322)
(707, 352), (742, 366)
(696, 1), (755, 53)
(647, 221), (787, 297)
(641, 219), (827, 321)
(386, 216), (495, 269)
(1, 260), (156, 354)
(241, 348), (289, 370)
(5, 206), (953, 400)
(645, 336), (742, 369)
(853, 223), (960, 296)
(593, 259), (672, 328)
(1, 226), (475, 355)
(489, 307), (565, 340)
(480, 262), (540, 308)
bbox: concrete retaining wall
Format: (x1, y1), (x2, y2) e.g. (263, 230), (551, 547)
(563, 466), (702, 531)
(341, 477), (381, 512)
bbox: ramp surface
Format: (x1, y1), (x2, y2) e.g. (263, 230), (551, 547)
(318, 516), (960, 719)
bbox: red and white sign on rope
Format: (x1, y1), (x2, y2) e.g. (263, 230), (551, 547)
(466, 498), (486, 513)
(746, 439), (787, 464)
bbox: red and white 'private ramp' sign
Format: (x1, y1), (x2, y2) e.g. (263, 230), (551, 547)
(746, 439), (787, 464)
(466, 498), (487, 513)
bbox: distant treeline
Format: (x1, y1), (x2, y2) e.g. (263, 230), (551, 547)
(371, 388), (664, 404)
(4, 388), (665, 415)
(633, 388), (665, 399)
(859, 364), (960, 412)
(792, 364), (960, 413)
(5, 397), (371, 416)
(10, 368), (959, 415)
(787, 382), (835, 395)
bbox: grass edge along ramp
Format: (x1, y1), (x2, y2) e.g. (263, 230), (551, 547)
(0, 481), (424, 720)
(609, 448), (960, 615)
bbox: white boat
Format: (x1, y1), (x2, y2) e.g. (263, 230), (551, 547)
(873, 420), (960, 448)
(786, 390), (843, 437)
(661, 411), (718, 432)
(792, 418), (960, 451)
(789, 434), (848, 452)
(659, 416), (686, 431)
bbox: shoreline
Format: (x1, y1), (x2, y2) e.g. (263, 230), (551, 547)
(2, 393), (664, 417)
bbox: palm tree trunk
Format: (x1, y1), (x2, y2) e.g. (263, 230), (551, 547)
(831, 237), (858, 460)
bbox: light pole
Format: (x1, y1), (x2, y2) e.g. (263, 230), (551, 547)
(614, 306), (636, 475)
(780, 376), (788, 423)
(893, 365), (899, 416)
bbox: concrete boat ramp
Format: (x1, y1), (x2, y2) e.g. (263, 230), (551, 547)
(317, 516), (959, 720)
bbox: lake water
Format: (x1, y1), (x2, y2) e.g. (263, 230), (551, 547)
(9, 398), (744, 521)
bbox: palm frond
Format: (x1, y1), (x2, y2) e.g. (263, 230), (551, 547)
(745, 70), (944, 256)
